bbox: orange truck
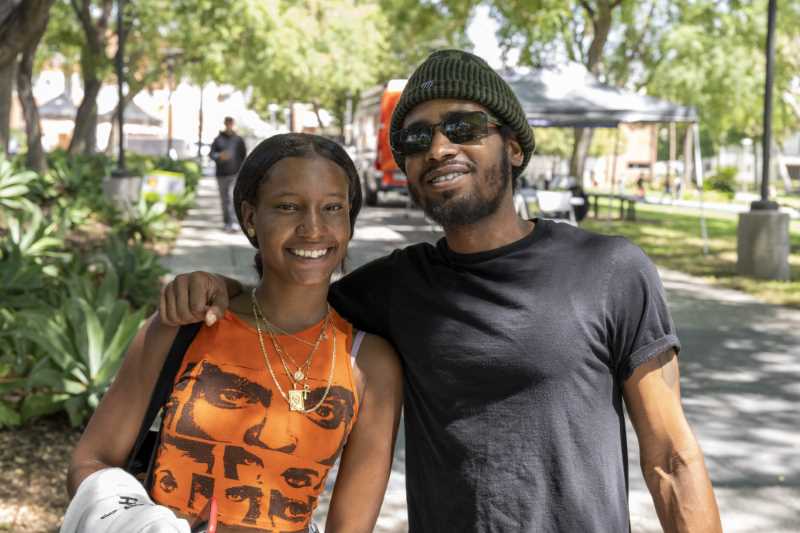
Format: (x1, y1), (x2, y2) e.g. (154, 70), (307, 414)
(351, 79), (408, 205)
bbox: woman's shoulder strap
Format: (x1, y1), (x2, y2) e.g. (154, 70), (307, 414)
(125, 322), (204, 476)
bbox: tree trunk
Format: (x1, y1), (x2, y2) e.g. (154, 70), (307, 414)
(104, 85), (143, 156)
(683, 125), (693, 187)
(67, 0), (113, 156)
(68, 76), (101, 155)
(105, 117), (118, 156)
(0, 61), (14, 156)
(312, 102), (324, 131)
(0, 0), (54, 67)
(17, 12), (49, 174)
(569, 127), (594, 185)
(570, 1), (616, 187)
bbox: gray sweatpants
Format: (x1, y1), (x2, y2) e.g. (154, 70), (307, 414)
(216, 174), (237, 227)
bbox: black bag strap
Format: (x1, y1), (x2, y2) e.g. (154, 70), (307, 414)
(125, 322), (203, 474)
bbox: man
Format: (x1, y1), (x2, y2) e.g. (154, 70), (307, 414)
(163, 50), (721, 532)
(209, 116), (247, 232)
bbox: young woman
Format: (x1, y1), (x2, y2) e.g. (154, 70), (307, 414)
(61, 134), (403, 533)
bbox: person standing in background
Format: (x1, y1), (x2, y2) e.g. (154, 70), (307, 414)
(210, 116), (247, 232)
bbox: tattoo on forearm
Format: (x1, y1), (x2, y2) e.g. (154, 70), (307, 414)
(658, 351), (678, 390)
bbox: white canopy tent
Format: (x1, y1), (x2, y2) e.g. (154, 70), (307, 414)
(503, 64), (708, 251)
(503, 64), (704, 189)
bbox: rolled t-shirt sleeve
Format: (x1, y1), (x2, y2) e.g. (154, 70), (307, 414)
(328, 252), (396, 339)
(605, 239), (680, 381)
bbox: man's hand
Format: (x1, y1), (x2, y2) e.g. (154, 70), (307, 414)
(160, 272), (234, 327)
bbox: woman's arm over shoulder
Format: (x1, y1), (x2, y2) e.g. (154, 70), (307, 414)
(325, 334), (403, 533)
(67, 312), (179, 496)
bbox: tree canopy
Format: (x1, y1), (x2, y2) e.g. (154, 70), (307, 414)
(488, 0), (800, 179)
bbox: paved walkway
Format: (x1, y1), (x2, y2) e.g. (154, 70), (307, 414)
(163, 177), (799, 532)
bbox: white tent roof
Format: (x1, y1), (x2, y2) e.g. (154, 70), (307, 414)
(503, 64), (698, 128)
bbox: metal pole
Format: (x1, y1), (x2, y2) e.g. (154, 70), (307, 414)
(167, 61), (174, 158)
(115, 0), (126, 172)
(197, 83), (204, 160)
(753, 0), (778, 210)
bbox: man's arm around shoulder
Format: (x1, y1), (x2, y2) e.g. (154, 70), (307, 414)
(624, 349), (722, 533)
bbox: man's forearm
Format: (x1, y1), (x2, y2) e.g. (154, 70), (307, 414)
(643, 446), (722, 533)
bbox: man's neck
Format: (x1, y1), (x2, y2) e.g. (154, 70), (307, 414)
(442, 202), (534, 255)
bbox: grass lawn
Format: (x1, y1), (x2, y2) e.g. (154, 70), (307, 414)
(578, 202), (800, 307)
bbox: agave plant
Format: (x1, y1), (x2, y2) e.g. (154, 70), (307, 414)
(3, 203), (67, 261)
(116, 196), (177, 242)
(0, 157), (37, 213)
(0, 246), (50, 311)
(93, 235), (167, 310)
(21, 272), (146, 426)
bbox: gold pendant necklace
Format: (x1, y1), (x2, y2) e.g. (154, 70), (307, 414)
(250, 289), (336, 412)
(252, 289), (329, 380)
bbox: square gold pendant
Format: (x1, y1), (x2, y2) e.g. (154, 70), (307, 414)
(288, 389), (305, 411)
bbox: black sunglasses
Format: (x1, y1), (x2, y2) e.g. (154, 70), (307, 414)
(391, 111), (502, 156)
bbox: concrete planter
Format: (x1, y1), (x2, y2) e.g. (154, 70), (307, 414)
(736, 210), (790, 281)
(102, 172), (142, 214)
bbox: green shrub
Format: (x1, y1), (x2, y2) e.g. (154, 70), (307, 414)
(704, 166), (737, 197)
(4, 204), (68, 263)
(19, 270), (146, 426)
(43, 150), (120, 225)
(113, 197), (177, 242)
(163, 189), (196, 218)
(143, 190), (161, 204)
(94, 235), (167, 310)
(153, 157), (202, 193)
(0, 157), (37, 214)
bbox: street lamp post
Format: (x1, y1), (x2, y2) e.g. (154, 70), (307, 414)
(103, 0), (142, 213)
(752, 0), (779, 211)
(164, 49), (182, 158)
(736, 0), (789, 280)
(114, 0), (127, 174)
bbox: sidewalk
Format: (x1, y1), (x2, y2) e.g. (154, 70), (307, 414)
(161, 177), (259, 285)
(163, 177), (800, 532)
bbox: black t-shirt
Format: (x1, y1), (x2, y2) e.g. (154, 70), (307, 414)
(329, 219), (680, 532)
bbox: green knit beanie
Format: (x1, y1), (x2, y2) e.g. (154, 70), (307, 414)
(390, 49), (535, 178)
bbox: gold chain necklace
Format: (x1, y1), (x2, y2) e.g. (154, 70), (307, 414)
(257, 304), (329, 381)
(250, 289), (336, 413)
(250, 288), (329, 380)
(258, 313), (319, 347)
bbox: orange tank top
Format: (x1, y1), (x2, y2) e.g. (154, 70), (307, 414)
(150, 310), (361, 532)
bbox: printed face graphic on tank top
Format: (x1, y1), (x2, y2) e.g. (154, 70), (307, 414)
(152, 359), (355, 530)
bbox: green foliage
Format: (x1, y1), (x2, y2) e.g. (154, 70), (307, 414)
(0, 149), (169, 427)
(43, 149), (117, 225)
(0, 203), (69, 312)
(0, 401), (21, 428)
(239, 0), (389, 131)
(93, 235), (168, 310)
(646, 1), (800, 149)
(46, 149), (113, 197)
(21, 272), (145, 427)
(114, 197), (177, 243)
(0, 157), (37, 213)
(704, 166), (738, 197)
(532, 128), (572, 158)
(589, 128), (629, 157)
(162, 190), (197, 218)
(151, 158), (202, 193)
(4, 205), (68, 262)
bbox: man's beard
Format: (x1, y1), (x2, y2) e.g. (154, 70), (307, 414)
(409, 148), (512, 228)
